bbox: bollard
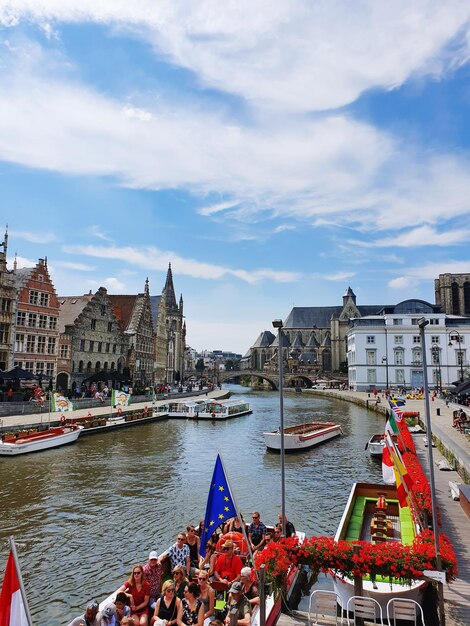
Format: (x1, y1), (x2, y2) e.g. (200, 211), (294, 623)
(436, 408), (441, 416)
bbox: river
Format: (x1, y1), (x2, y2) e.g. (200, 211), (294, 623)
(0, 385), (386, 625)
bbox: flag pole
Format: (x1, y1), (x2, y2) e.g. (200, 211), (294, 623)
(218, 452), (257, 572)
(9, 536), (34, 626)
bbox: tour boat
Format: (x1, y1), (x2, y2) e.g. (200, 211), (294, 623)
(365, 433), (398, 457)
(0, 425), (83, 456)
(62, 407), (168, 435)
(332, 482), (427, 612)
(263, 421), (342, 452)
(166, 398), (251, 420)
(166, 399), (206, 417)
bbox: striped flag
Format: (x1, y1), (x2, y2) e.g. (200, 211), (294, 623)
(385, 411), (399, 435)
(0, 543), (32, 626)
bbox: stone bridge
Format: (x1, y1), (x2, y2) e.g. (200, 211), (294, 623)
(186, 369), (333, 390)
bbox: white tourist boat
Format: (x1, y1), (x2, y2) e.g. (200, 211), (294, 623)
(332, 482), (427, 612)
(166, 398), (251, 420)
(263, 421), (342, 451)
(166, 399), (206, 417)
(0, 425), (83, 456)
(366, 432), (398, 457)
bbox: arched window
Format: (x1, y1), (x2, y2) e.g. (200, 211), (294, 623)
(95, 361), (101, 372)
(78, 360), (84, 373)
(111, 361), (115, 371)
(464, 281), (470, 315)
(452, 282), (460, 315)
(86, 361), (92, 373)
(103, 361), (108, 371)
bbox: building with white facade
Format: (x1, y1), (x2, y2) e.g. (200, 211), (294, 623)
(347, 299), (470, 391)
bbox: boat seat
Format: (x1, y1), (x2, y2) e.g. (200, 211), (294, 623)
(346, 595), (384, 625)
(386, 598), (426, 626)
(308, 589), (344, 626)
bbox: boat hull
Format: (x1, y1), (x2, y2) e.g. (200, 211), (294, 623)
(264, 423), (342, 451)
(0, 426), (83, 456)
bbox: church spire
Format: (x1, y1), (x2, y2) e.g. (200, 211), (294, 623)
(163, 262), (178, 311)
(145, 276), (150, 296)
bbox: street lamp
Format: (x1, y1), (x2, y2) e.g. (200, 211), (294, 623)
(418, 318), (445, 625)
(448, 333), (464, 382)
(431, 344), (441, 393)
(272, 319), (286, 537)
(381, 356), (389, 390)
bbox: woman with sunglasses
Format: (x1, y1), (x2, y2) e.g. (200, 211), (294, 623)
(180, 582), (204, 626)
(172, 565), (189, 600)
(118, 564), (151, 626)
(197, 538), (217, 579)
(151, 579), (182, 626)
(185, 525), (201, 576)
(196, 572), (214, 625)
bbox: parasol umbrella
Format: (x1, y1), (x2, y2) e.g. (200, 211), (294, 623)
(82, 370), (130, 384)
(2, 366), (36, 380)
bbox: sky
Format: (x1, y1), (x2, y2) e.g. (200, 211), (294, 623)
(0, 1), (469, 355)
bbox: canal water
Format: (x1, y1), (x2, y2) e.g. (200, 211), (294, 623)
(0, 385), (385, 625)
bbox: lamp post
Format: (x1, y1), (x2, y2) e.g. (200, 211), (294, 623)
(418, 318), (445, 625)
(272, 319), (286, 536)
(431, 344), (441, 393)
(381, 356), (389, 390)
(448, 333), (464, 382)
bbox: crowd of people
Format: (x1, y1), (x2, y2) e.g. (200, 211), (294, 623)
(71, 513), (295, 626)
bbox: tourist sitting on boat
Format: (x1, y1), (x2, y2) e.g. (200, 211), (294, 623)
(115, 592), (132, 625)
(252, 533), (273, 561)
(224, 582), (251, 626)
(278, 513), (295, 538)
(239, 568), (258, 607)
(272, 525), (283, 541)
(213, 540), (243, 585)
(69, 599), (100, 626)
(173, 566), (189, 600)
(195, 520), (205, 538)
(198, 538), (217, 579)
(185, 524), (201, 575)
(151, 579), (182, 626)
(98, 603), (117, 625)
(160, 533), (191, 576)
(197, 571), (215, 625)
(248, 512), (267, 552)
(180, 582), (204, 626)
(121, 618), (134, 626)
(118, 564), (151, 626)
(144, 551), (163, 610)
(223, 515), (245, 535)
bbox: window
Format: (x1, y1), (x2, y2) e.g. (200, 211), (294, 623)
(24, 361), (34, 373)
(29, 290), (39, 305)
(37, 274), (44, 282)
(89, 340), (94, 352)
(413, 336), (421, 344)
(112, 344), (117, 353)
(80, 339), (86, 351)
(15, 333), (25, 352)
(412, 348), (422, 365)
(394, 349), (404, 365)
(60, 345), (69, 359)
(78, 360), (84, 373)
(49, 317), (57, 330)
(47, 337), (56, 354)
(91, 319), (97, 330)
(1, 298), (10, 312)
(411, 318), (419, 325)
(431, 336), (439, 344)
(394, 335), (403, 344)
(46, 363), (54, 377)
(38, 314), (47, 329)
(366, 336), (375, 344)
(366, 350), (376, 365)
(108, 321), (113, 332)
(395, 369), (405, 384)
(37, 336), (46, 354)
(429, 318), (439, 325)
(14, 361), (23, 369)
(26, 335), (36, 352)
(28, 313), (37, 328)
(431, 349), (440, 365)
(0, 323), (9, 344)
(35, 362), (44, 375)
(39, 292), (49, 307)
(97, 342), (102, 353)
(101, 305), (106, 315)
(367, 369), (376, 383)
(17, 311), (26, 326)
(393, 318), (403, 325)
(105, 342), (110, 352)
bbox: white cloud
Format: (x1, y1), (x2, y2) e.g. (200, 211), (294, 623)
(54, 261), (95, 271)
(349, 225), (470, 249)
(6, 254), (36, 269)
(88, 225), (113, 242)
(198, 200), (241, 217)
(62, 244), (301, 284)
(1, 2), (470, 112)
(11, 229), (57, 243)
(388, 276), (418, 290)
(324, 271), (356, 282)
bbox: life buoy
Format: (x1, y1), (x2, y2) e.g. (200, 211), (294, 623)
(216, 531), (248, 554)
(211, 412), (216, 418)
(60, 415), (66, 425)
(402, 411), (419, 418)
(117, 408), (123, 416)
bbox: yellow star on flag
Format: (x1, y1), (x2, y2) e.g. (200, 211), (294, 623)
(224, 496), (229, 501)
(224, 506), (229, 512)
(209, 521), (214, 526)
(218, 513), (225, 519)
(218, 486), (224, 492)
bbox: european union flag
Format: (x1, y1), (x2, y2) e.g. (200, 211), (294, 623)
(200, 454), (237, 557)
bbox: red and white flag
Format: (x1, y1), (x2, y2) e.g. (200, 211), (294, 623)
(382, 444), (395, 485)
(0, 546), (31, 626)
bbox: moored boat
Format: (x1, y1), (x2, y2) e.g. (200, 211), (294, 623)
(63, 407), (168, 435)
(332, 482), (427, 611)
(0, 424), (83, 456)
(366, 432), (398, 457)
(263, 421), (342, 451)
(191, 399), (252, 420)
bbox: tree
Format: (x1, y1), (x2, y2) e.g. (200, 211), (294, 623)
(195, 358), (205, 373)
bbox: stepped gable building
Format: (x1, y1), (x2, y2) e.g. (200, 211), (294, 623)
(109, 278), (154, 385)
(0, 227), (16, 371)
(153, 263), (186, 384)
(244, 287), (384, 374)
(435, 273), (470, 317)
(12, 257), (60, 381)
(57, 287), (126, 388)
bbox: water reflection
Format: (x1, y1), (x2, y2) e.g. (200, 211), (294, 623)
(0, 385), (385, 625)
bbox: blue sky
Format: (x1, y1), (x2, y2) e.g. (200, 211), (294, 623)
(0, 2), (469, 354)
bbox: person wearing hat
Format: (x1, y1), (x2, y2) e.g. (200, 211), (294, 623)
(224, 582), (251, 626)
(144, 550), (163, 610)
(98, 603), (117, 626)
(69, 599), (100, 626)
(213, 540), (242, 586)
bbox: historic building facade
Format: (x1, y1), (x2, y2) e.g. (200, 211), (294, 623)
(0, 228), (15, 371)
(435, 273), (470, 317)
(12, 258), (60, 380)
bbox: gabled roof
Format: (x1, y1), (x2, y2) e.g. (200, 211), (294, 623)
(291, 331), (304, 348)
(109, 295), (139, 333)
(306, 332), (319, 348)
(252, 330), (275, 348)
(12, 267), (34, 290)
(57, 294), (94, 333)
(284, 305), (385, 329)
(271, 332), (291, 347)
